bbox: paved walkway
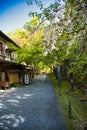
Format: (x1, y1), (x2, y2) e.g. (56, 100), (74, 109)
(0, 75), (67, 130)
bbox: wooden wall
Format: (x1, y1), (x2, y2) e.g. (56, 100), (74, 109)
(9, 72), (19, 84)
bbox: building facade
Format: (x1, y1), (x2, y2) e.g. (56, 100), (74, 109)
(0, 31), (33, 89)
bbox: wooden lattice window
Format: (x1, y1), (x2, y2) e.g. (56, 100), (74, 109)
(0, 42), (3, 55)
(0, 72), (2, 81)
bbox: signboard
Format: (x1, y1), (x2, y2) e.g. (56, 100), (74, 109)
(24, 74), (29, 85)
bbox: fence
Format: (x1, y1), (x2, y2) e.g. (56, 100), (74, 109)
(49, 73), (87, 130)
(61, 90), (87, 130)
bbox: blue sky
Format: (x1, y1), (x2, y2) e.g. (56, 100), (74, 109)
(0, 0), (53, 34)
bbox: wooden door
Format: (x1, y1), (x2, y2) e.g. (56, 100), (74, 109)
(9, 72), (19, 84)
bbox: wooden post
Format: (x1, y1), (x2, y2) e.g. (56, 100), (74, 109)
(57, 65), (61, 87)
(68, 101), (72, 119)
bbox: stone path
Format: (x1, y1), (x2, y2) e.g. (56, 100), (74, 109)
(0, 75), (67, 130)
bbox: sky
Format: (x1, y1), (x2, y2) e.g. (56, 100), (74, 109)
(0, 0), (53, 34)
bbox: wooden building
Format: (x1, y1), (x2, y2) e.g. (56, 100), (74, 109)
(0, 31), (33, 89)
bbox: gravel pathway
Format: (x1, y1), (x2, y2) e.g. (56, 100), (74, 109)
(0, 74), (67, 130)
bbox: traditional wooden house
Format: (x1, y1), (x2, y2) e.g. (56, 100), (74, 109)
(0, 30), (33, 89)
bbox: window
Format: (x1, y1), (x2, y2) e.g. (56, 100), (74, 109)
(2, 72), (5, 81)
(0, 72), (2, 81)
(0, 43), (3, 55)
(5, 53), (11, 61)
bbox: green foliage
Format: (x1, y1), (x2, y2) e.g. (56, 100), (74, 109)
(6, 42), (18, 50)
(26, 0), (43, 9)
(63, 0), (87, 84)
(27, 0), (64, 23)
(38, 62), (50, 73)
(8, 28), (27, 47)
(8, 0), (87, 85)
(24, 17), (40, 32)
(26, 0), (87, 85)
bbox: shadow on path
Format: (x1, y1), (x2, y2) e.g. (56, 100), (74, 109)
(0, 74), (67, 130)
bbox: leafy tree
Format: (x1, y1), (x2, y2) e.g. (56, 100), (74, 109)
(8, 28), (28, 47)
(8, 17), (44, 72)
(38, 62), (50, 73)
(24, 16), (40, 32)
(8, 0), (87, 85)
(26, 0), (87, 85)
(63, 0), (87, 84)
